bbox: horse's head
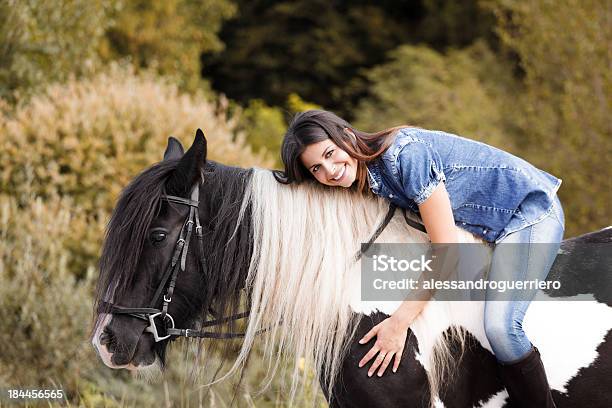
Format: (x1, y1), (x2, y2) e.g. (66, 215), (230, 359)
(92, 130), (224, 370)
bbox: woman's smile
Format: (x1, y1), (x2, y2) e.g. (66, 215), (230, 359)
(300, 139), (358, 187)
(330, 163), (346, 182)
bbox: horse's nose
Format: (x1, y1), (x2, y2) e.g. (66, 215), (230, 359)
(99, 328), (111, 345)
(111, 352), (131, 366)
(101, 326), (132, 365)
(100, 326), (117, 353)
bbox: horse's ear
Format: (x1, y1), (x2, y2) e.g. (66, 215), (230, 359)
(166, 129), (207, 197)
(163, 136), (184, 161)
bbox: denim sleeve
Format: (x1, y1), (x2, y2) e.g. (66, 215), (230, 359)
(396, 141), (446, 205)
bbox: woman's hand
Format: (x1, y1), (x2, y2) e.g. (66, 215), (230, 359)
(358, 315), (408, 377)
(358, 300), (428, 377)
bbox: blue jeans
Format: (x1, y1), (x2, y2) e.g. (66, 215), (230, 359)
(483, 195), (565, 363)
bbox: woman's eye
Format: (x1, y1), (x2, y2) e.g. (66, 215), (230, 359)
(150, 231), (167, 243)
(325, 149), (334, 158)
(312, 164), (320, 173)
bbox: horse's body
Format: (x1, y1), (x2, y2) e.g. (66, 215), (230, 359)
(92, 132), (612, 408)
(326, 209), (612, 408)
(332, 231), (612, 407)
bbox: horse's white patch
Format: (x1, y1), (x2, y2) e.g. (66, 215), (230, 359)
(92, 313), (119, 368)
(476, 390), (508, 408)
(432, 397), (445, 407)
(523, 293), (612, 392)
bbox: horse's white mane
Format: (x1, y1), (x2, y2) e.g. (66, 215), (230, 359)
(227, 169), (486, 403)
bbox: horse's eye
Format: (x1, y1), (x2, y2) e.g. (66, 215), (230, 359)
(150, 229), (167, 245)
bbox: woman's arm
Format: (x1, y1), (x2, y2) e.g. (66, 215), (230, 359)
(390, 181), (458, 315)
(359, 182), (459, 376)
(418, 182), (458, 243)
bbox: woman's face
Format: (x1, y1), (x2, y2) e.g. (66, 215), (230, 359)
(300, 139), (358, 187)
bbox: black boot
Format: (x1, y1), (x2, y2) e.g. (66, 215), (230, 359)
(499, 347), (556, 408)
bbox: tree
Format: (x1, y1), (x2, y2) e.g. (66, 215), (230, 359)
(203, 0), (497, 118)
(353, 41), (519, 150)
(0, 0), (116, 101)
(103, 0), (236, 92)
(486, 0), (611, 235)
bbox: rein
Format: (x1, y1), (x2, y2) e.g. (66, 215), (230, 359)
(354, 203), (426, 261)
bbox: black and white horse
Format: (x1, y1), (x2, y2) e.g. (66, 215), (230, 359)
(92, 131), (612, 407)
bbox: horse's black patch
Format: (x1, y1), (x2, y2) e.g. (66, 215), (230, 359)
(546, 228), (612, 306)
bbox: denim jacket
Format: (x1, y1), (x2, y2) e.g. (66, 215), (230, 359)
(366, 127), (562, 243)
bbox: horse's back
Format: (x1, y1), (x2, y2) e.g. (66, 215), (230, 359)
(547, 226), (612, 305)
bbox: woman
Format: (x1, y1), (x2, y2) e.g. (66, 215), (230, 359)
(276, 110), (564, 408)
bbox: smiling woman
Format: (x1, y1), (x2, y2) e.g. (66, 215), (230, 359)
(300, 139), (358, 187)
(275, 110), (405, 192)
(275, 109), (569, 407)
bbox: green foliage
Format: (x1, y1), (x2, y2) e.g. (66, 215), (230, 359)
(204, 0), (418, 114)
(0, 191), (318, 405)
(486, 0), (611, 235)
(237, 93), (323, 167)
(104, 0), (237, 92)
(239, 98), (286, 167)
(420, 0), (497, 48)
(0, 64), (272, 271)
(0, 193), (97, 394)
(354, 41), (519, 149)
(0, 0), (117, 101)
(203, 0), (497, 118)
(0, 66), (318, 407)
(287, 93), (322, 114)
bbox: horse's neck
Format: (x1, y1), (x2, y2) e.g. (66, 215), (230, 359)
(200, 165), (253, 307)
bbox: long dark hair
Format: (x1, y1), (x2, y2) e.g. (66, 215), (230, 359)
(274, 110), (405, 192)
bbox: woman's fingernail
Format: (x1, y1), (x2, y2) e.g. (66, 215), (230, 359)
(377, 372), (382, 377)
(359, 339), (364, 344)
(368, 372), (372, 377)
(393, 368), (397, 373)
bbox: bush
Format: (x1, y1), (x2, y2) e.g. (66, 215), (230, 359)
(353, 41), (519, 149)
(0, 65), (272, 270)
(103, 0), (236, 92)
(239, 98), (287, 167)
(236, 93), (323, 167)
(0, 65), (308, 406)
(0, 0), (117, 101)
(486, 0), (611, 236)
(0, 193), (96, 395)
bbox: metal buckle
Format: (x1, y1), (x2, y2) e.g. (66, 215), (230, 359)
(145, 312), (175, 342)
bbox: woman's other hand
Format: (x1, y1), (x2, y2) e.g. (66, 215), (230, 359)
(358, 300), (427, 376)
(358, 314), (409, 377)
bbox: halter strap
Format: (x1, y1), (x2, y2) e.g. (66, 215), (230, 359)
(163, 195), (200, 207)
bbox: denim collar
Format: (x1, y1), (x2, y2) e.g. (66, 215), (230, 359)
(366, 159), (382, 194)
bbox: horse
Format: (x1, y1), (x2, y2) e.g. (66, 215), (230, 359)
(92, 130), (612, 407)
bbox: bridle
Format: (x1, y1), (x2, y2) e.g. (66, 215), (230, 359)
(99, 184), (426, 343)
(100, 184), (249, 342)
